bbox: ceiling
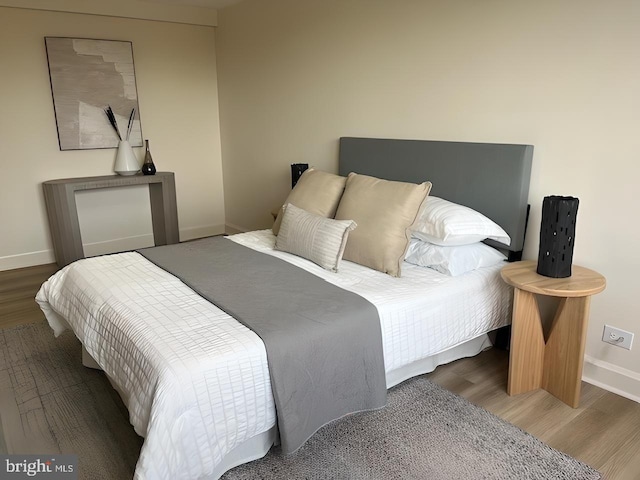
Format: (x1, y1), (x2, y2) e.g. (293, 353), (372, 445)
(142, 0), (244, 8)
(0, 0), (238, 26)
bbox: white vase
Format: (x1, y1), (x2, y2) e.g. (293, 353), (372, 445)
(114, 140), (140, 176)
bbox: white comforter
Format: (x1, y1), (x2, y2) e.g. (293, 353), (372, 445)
(36, 230), (511, 479)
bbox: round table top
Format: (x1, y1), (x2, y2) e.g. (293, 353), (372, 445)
(501, 260), (606, 297)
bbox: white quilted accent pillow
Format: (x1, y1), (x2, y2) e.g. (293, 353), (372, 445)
(411, 196), (511, 246)
(275, 203), (356, 272)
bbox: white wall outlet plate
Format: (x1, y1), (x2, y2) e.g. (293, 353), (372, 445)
(602, 325), (634, 350)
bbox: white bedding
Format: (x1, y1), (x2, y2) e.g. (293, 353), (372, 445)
(36, 230), (512, 480)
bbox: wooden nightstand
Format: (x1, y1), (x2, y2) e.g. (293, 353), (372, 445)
(501, 260), (606, 408)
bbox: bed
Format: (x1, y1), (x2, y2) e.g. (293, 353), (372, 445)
(36, 137), (533, 480)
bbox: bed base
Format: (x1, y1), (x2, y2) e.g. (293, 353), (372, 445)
(82, 333), (492, 479)
(385, 334), (492, 388)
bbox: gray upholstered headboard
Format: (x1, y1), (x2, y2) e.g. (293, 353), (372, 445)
(338, 137), (533, 255)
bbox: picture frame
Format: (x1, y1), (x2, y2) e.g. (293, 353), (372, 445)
(45, 37), (143, 151)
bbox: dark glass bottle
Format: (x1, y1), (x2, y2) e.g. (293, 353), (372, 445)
(141, 139), (156, 175)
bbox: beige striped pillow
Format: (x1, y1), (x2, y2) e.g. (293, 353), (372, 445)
(275, 203), (356, 272)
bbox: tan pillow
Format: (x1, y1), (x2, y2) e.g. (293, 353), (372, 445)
(272, 168), (347, 235)
(334, 173), (432, 277)
(275, 203), (356, 272)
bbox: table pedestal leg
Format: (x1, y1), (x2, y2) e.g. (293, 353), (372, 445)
(508, 289), (591, 408)
(508, 289), (545, 395)
(542, 297), (590, 408)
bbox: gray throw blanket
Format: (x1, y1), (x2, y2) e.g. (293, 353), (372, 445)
(137, 236), (387, 453)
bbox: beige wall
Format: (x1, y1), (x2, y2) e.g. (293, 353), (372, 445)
(216, 0), (640, 400)
(0, 6), (225, 269)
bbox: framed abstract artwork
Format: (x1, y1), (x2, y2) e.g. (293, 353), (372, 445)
(45, 37), (143, 151)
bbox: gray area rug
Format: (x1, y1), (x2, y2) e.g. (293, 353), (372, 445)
(223, 377), (602, 480)
(1, 322), (601, 479)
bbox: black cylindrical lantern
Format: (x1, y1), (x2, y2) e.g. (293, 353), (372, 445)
(291, 163), (309, 188)
(537, 196), (579, 278)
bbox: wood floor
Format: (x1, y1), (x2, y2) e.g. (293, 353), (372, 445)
(2, 264), (640, 479)
(426, 350), (640, 480)
(0, 263), (58, 329)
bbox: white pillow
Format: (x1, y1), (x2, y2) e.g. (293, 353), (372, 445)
(411, 196), (511, 246)
(275, 203), (356, 272)
(404, 239), (507, 276)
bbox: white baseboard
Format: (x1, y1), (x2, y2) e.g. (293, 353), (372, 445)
(583, 355), (640, 404)
(224, 222), (250, 235)
(0, 249), (56, 271)
(82, 234), (156, 257)
(180, 224), (226, 241)
(0, 224), (227, 272)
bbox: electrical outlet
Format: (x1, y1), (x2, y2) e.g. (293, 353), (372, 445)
(602, 325), (634, 350)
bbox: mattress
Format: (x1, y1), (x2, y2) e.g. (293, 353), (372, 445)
(35, 230), (512, 480)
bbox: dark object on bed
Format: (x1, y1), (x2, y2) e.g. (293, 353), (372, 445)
(536, 196), (579, 278)
(339, 137), (533, 256)
(291, 163), (309, 188)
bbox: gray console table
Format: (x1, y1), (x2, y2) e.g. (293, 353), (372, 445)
(43, 172), (179, 267)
